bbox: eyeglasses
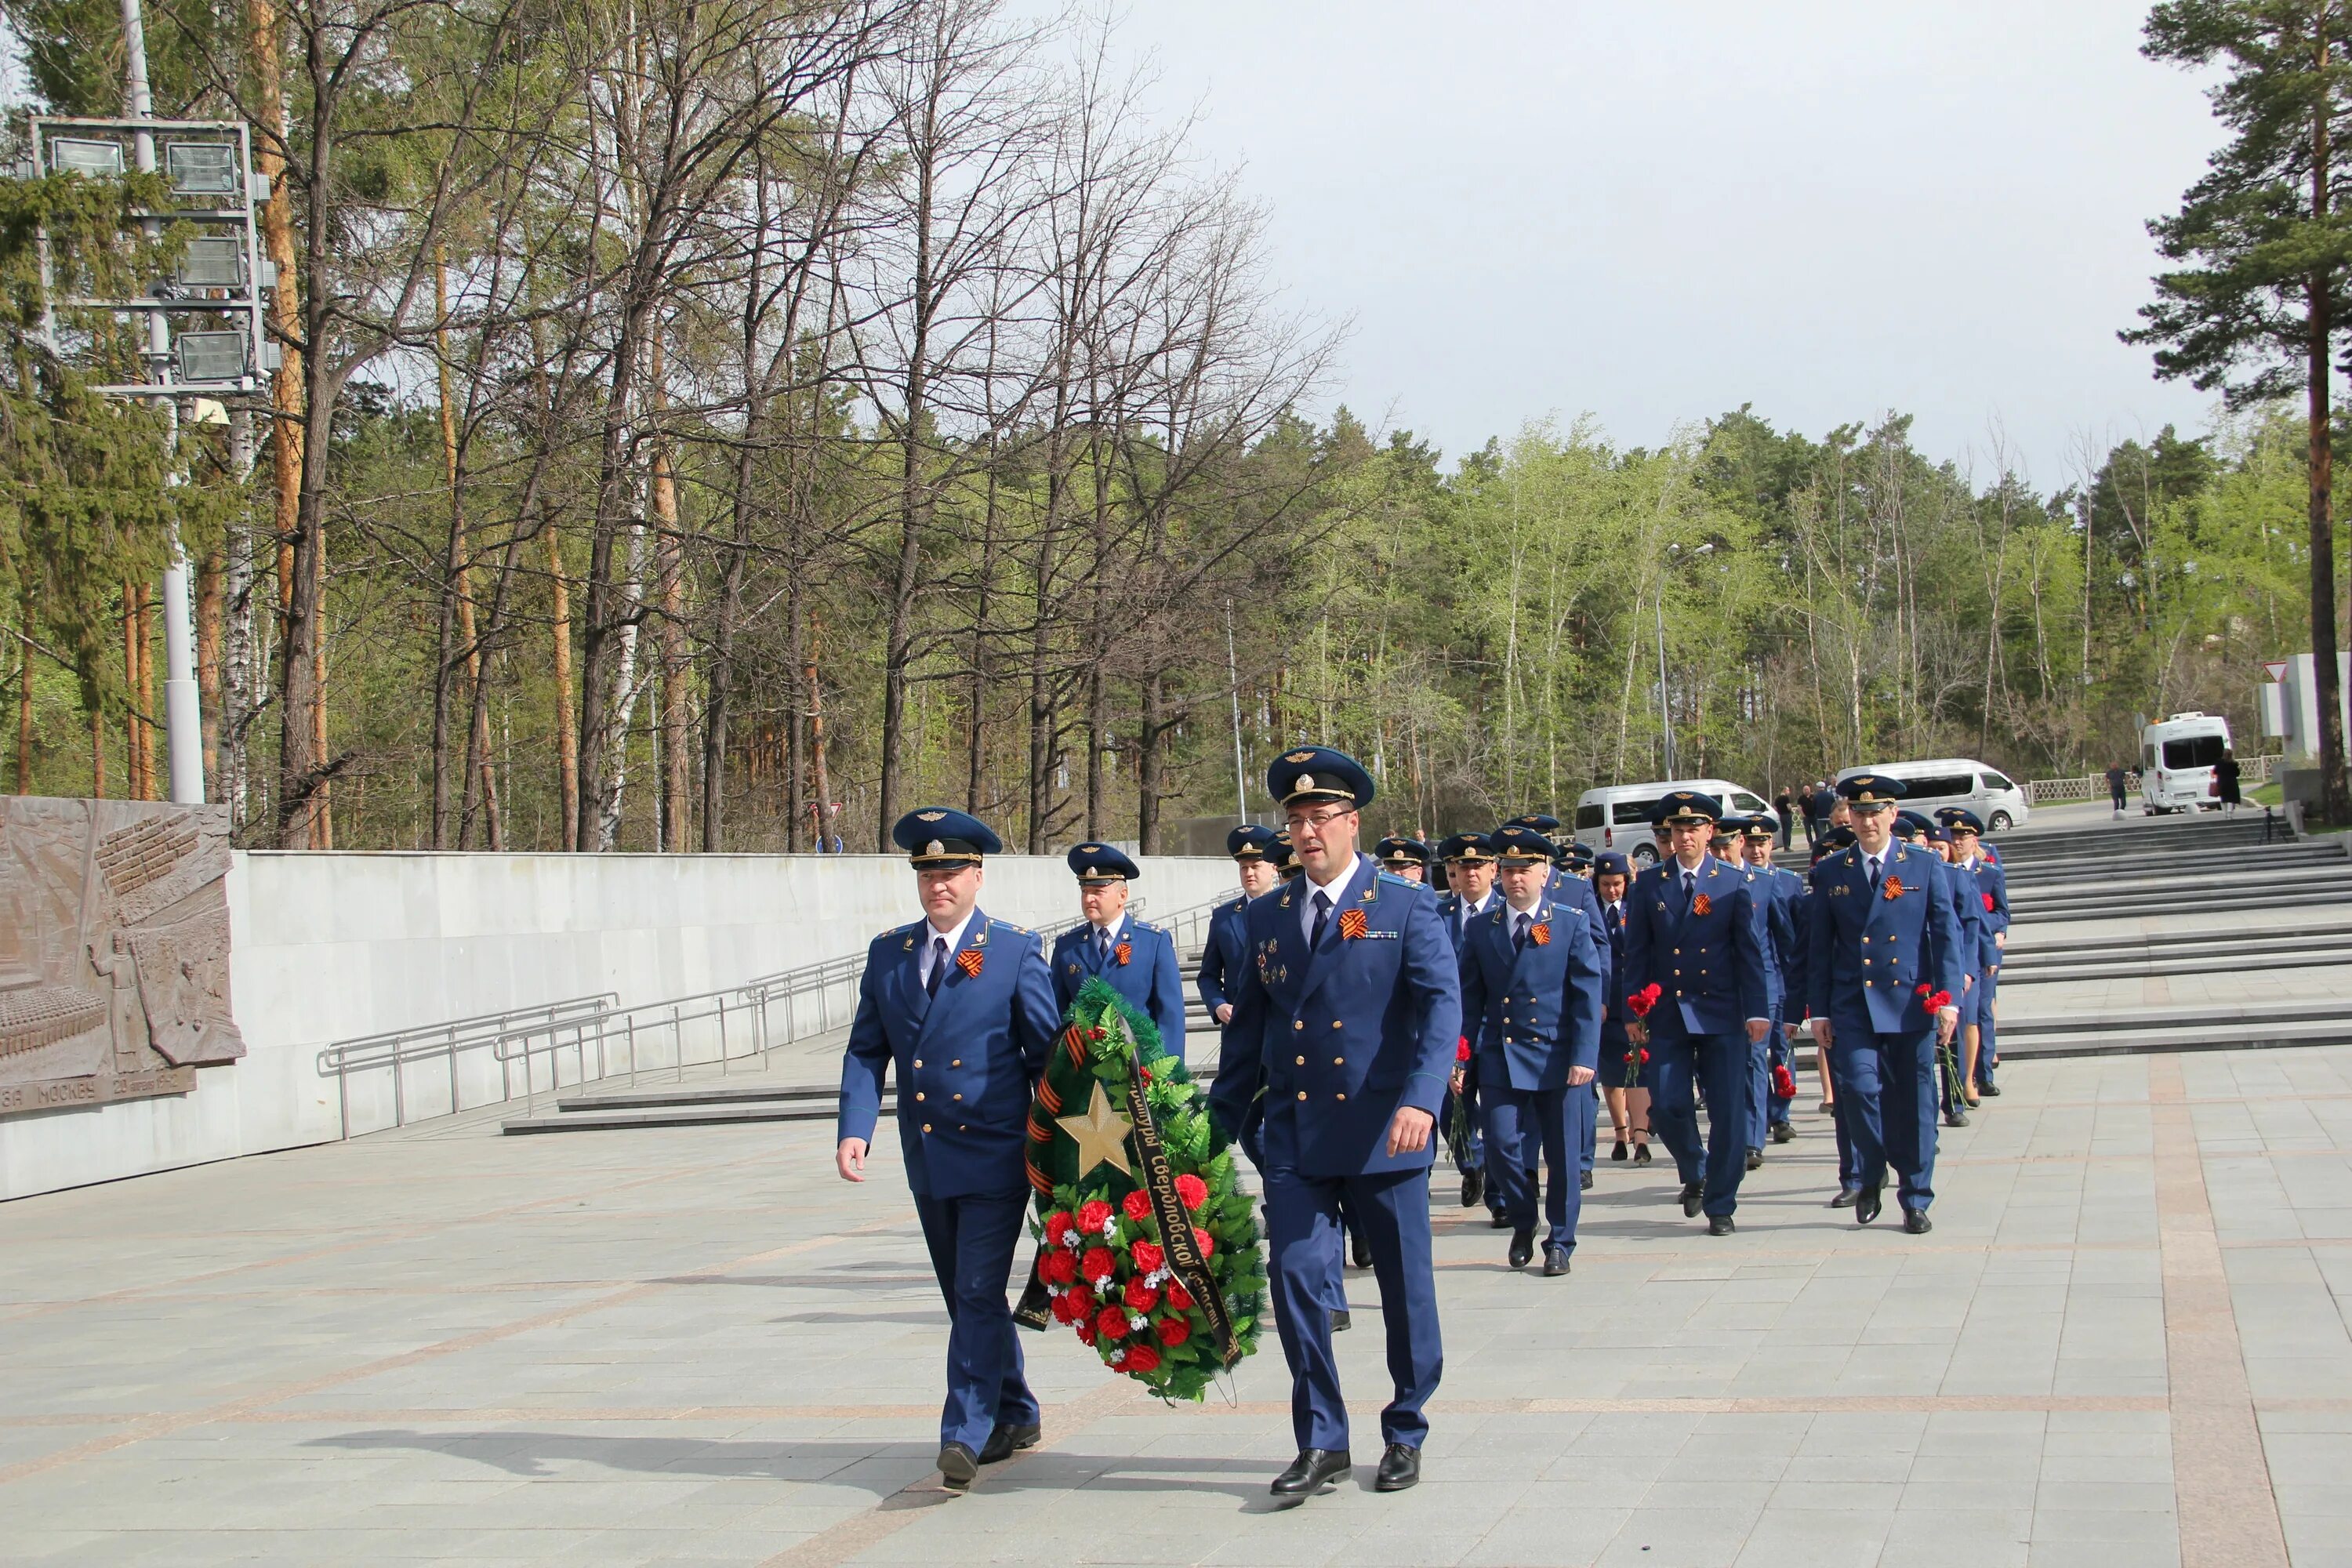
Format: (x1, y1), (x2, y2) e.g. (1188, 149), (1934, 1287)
(1286, 806), (1356, 833)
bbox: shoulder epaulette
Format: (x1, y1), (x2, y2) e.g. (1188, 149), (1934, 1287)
(990, 919), (1033, 937)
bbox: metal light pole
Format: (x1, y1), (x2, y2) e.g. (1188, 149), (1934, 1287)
(1654, 570), (1675, 781)
(121, 0), (206, 805)
(1226, 601), (1247, 825)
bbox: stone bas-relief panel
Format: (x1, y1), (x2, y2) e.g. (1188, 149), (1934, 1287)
(0, 797), (242, 1117)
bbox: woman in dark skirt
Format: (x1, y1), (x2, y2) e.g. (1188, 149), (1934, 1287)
(1594, 852), (1652, 1163)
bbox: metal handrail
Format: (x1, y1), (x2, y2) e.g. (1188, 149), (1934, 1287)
(315, 993), (619, 1138)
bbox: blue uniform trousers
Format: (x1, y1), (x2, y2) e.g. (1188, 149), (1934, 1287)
(1829, 1076), (1861, 1188)
(1264, 1163), (1443, 1452)
(1828, 1029), (1940, 1213)
(911, 1190), (1040, 1453)
(1481, 1084), (1583, 1251)
(1579, 1082), (1599, 1174)
(1745, 1035), (1770, 1151)
(1649, 1030), (1750, 1218)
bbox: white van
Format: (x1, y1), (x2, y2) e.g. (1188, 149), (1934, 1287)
(2140, 712), (2232, 813)
(1573, 778), (1775, 866)
(1832, 759), (2031, 831)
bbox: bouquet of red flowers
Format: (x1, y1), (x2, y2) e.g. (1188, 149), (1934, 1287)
(1620, 1043), (1650, 1089)
(1624, 982), (1663, 1020)
(1915, 982), (1953, 1012)
(1022, 979), (1264, 1402)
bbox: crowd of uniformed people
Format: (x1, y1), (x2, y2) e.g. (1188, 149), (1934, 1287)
(837, 743), (2013, 1499)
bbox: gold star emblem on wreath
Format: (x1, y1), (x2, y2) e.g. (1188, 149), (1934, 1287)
(1056, 1080), (1134, 1179)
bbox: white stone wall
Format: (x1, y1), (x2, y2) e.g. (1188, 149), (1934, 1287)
(0, 850), (1240, 1201)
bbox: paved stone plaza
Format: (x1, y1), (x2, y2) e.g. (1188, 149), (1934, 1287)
(5, 1037), (2349, 1567)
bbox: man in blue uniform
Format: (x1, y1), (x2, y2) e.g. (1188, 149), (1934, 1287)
(1806, 775), (1963, 1234)
(1436, 831), (1507, 1221)
(1455, 825), (1606, 1275)
(1376, 835), (1433, 882)
(836, 809), (1062, 1488)
(1809, 825), (1864, 1207)
(1209, 746), (1461, 1499)
(1049, 843), (1185, 1061)
(1738, 815), (1805, 1150)
(1621, 790), (1772, 1236)
(1197, 826), (1279, 1050)
(1938, 808), (2008, 1101)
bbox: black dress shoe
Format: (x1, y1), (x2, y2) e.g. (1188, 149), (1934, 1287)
(1708, 1214), (1735, 1236)
(1489, 1211), (1512, 1229)
(1829, 1185), (1860, 1209)
(1329, 1308), (1352, 1332)
(1580, 1170), (1594, 1191)
(1944, 1109), (1969, 1127)
(1508, 1226), (1535, 1269)
(1855, 1185), (1882, 1225)
(1770, 1122), (1794, 1145)
(1374, 1442), (1421, 1492)
(1633, 1144), (1653, 1164)
(1610, 1139), (1628, 1161)
(1904, 1209), (1933, 1235)
(1350, 1233), (1374, 1269)
(1459, 1168), (1483, 1208)
(937, 1441), (980, 1489)
(1271, 1447), (1350, 1496)
(1680, 1181), (1705, 1218)
(1980, 1081), (2002, 1097)
(1745, 1148), (1764, 1171)
(1543, 1246), (1570, 1276)
(977, 1422), (1040, 1465)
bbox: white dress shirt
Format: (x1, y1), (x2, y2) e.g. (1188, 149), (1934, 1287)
(1300, 852), (1372, 946)
(917, 908), (978, 988)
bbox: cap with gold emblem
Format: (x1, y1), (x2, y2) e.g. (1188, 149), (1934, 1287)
(1265, 745), (1376, 809)
(1737, 815), (1778, 840)
(1065, 842), (1142, 884)
(1437, 830), (1494, 863)
(1489, 824), (1555, 866)
(1269, 829), (1299, 878)
(890, 808), (1002, 866)
(1227, 824), (1278, 859)
(1649, 790), (1722, 828)
(1837, 773), (1907, 805)
(1374, 834), (1432, 870)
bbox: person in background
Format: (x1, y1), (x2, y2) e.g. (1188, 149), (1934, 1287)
(2216, 748), (2242, 815)
(1376, 835), (1434, 882)
(2107, 761), (2130, 817)
(1774, 786), (1795, 850)
(1592, 851), (1649, 1165)
(1047, 844), (1186, 1062)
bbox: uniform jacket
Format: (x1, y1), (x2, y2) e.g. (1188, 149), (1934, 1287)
(1940, 858), (1987, 982)
(1621, 854), (1770, 1038)
(837, 909), (1061, 1199)
(1745, 865), (1804, 1015)
(1051, 914), (1185, 1060)
(1456, 896), (1606, 1090)
(1804, 841), (1965, 1036)
(1596, 895), (1632, 1054)
(1958, 857), (2009, 970)
(1545, 868), (1606, 931)
(1208, 853), (1463, 1178)
(1195, 895), (1251, 1018)
(1436, 889), (1497, 955)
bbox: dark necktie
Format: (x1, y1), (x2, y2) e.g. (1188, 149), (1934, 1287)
(1867, 855), (1882, 888)
(1514, 911), (1531, 953)
(1311, 890), (1332, 949)
(1097, 927), (1112, 962)
(926, 936), (946, 998)
(1681, 870), (1695, 906)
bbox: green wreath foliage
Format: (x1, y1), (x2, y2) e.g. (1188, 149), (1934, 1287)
(1025, 976), (1265, 1402)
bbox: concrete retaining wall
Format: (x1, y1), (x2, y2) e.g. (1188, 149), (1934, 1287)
(0, 851), (1238, 1201)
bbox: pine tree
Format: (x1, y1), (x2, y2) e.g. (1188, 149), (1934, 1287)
(2128, 0), (2352, 822)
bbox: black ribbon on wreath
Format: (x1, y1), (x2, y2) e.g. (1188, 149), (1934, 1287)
(1121, 1049), (1242, 1370)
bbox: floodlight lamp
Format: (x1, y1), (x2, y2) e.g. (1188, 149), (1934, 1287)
(173, 330), (247, 383)
(50, 139), (126, 178)
(164, 143), (238, 196)
(176, 237), (246, 289)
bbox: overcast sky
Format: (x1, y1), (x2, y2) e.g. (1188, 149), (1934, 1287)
(1080, 1), (2227, 488)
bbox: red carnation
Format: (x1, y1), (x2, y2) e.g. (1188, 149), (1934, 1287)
(1915, 983), (1930, 996)
(1074, 1318), (1097, 1345)
(1044, 1211), (1075, 1248)
(1063, 1285), (1096, 1318)
(1156, 1316), (1191, 1346)
(1456, 1036), (1472, 1062)
(1193, 1228), (1215, 1258)
(1122, 1189), (1153, 1222)
(1051, 1290), (1085, 1323)
(1080, 1246), (1115, 1284)
(1123, 1277), (1160, 1313)
(1123, 1344), (1161, 1374)
(1040, 1248), (1078, 1287)
(1175, 1174), (1209, 1210)
(1166, 1279), (1194, 1310)
(1077, 1199), (1113, 1233)
(1983, 891), (1996, 913)
(1624, 982), (1664, 1020)
(1130, 1240), (1164, 1275)
(1087, 1027), (1107, 1041)
(1096, 1305), (1130, 1340)
(1639, 1048), (1650, 1063)
(1927, 989), (1953, 1011)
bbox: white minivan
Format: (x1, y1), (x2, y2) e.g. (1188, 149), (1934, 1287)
(2140, 712), (2233, 812)
(1832, 758), (2031, 832)
(1572, 778), (1776, 866)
